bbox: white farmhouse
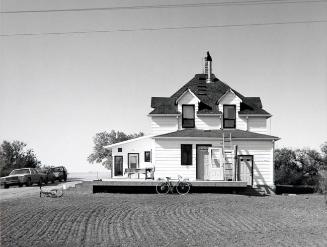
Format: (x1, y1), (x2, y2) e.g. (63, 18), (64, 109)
(106, 52), (279, 190)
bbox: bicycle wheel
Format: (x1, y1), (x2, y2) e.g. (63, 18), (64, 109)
(176, 182), (191, 195)
(156, 182), (170, 194)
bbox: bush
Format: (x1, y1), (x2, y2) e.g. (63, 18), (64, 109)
(317, 170), (327, 193)
(274, 145), (326, 189)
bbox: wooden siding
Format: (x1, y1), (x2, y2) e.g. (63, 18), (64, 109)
(154, 139), (219, 180)
(196, 116), (221, 129)
(248, 117), (267, 134)
(150, 116), (178, 135)
(154, 139), (274, 186)
(177, 90), (200, 129)
(234, 140), (274, 186)
(111, 137), (155, 178)
(218, 91), (247, 131)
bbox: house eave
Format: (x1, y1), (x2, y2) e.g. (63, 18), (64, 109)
(148, 114), (181, 117)
(197, 113), (222, 117)
(216, 88), (240, 104)
(153, 136), (280, 141)
(105, 135), (155, 149)
(238, 114), (272, 118)
(175, 88), (200, 104)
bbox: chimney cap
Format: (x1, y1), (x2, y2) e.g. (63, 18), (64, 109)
(206, 51), (212, 61)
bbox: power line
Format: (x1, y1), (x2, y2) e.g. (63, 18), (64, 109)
(1, 20), (326, 37)
(1, 0), (326, 14)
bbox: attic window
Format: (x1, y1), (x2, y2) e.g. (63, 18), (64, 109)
(223, 105), (236, 129)
(182, 105), (195, 128)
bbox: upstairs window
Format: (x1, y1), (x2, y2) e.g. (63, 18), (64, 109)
(223, 105), (236, 128)
(181, 144), (192, 165)
(182, 105), (195, 128)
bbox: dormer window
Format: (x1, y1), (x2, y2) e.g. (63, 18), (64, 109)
(223, 105), (236, 128)
(182, 105), (195, 128)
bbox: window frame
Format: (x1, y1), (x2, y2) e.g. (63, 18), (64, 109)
(182, 104), (195, 128)
(144, 151), (151, 162)
(181, 144), (193, 166)
(128, 153), (139, 169)
(223, 104), (236, 129)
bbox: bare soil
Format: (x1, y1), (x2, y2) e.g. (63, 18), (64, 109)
(1, 191), (326, 247)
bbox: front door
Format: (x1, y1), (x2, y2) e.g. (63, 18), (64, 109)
(238, 155), (253, 186)
(114, 156), (123, 176)
(208, 148), (224, 180)
(196, 145), (211, 180)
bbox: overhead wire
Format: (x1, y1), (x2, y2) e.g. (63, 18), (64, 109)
(1, 0), (326, 14)
(1, 20), (326, 37)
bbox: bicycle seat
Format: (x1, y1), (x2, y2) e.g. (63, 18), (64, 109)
(166, 177), (171, 180)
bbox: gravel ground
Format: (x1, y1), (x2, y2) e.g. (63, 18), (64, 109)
(1, 192), (327, 247)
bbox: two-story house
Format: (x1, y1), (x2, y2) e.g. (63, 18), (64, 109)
(106, 52), (279, 189)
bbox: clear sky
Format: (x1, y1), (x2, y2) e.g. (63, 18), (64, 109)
(1, 0), (326, 172)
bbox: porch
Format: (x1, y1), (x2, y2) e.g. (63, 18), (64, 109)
(90, 179), (247, 193)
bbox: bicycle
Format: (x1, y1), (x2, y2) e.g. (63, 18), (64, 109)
(39, 185), (64, 198)
(156, 175), (191, 195)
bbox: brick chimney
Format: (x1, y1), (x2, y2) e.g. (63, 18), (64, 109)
(204, 51), (212, 83)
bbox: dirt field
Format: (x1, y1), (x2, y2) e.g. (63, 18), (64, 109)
(1, 191), (327, 247)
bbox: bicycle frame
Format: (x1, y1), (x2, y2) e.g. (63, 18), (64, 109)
(156, 175), (191, 195)
(39, 185), (64, 198)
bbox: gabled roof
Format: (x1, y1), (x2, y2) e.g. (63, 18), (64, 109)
(105, 135), (155, 149)
(175, 88), (200, 103)
(151, 97), (175, 108)
(150, 73), (271, 116)
(217, 88), (240, 104)
(154, 129), (279, 140)
(149, 104), (179, 115)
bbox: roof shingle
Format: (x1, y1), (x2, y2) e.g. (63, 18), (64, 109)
(154, 129), (279, 140)
(149, 73), (271, 116)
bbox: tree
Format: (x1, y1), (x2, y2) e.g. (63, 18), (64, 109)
(87, 130), (144, 169)
(320, 142), (327, 167)
(0, 140), (40, 177)
(274, 144), (326, 186)
(274, 148), (302, 185)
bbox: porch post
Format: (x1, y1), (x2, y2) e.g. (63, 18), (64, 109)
(233, 145), (238, 181)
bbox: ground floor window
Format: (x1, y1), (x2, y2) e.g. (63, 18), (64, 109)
(144, 151), (151, 162)
(114, 156), (123, 176)
(181, 144), (192, 165)
(128, 153), (139, 169)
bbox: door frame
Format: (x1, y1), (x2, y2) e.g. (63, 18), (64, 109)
(114, 155), (124, 176)
(196, 144), (212, 180)
(128, 153), (139, 169)
(238, 155), (254, 186)
(208, 147), (224, 180)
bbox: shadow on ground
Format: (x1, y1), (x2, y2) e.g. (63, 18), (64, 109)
(93, 185), (268, 196)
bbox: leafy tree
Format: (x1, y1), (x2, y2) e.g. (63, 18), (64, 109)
(0, 140), (40, 177)
(87, 130), (144, 169)
(274, 148), (302, 185)
(320, 142), (327, 167)
(274, 143), (326, 186)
